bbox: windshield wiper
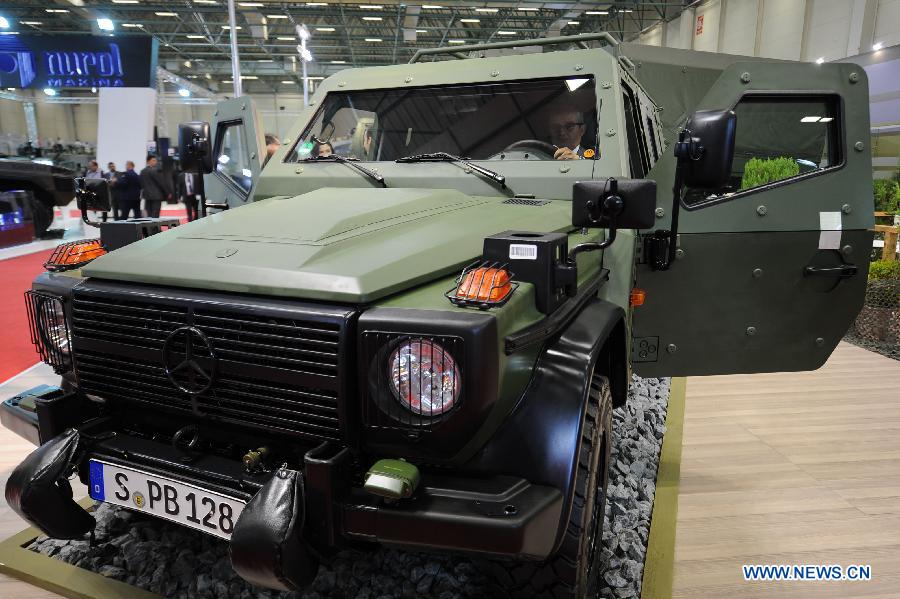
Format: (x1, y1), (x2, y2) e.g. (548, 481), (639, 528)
(303, 154), (386, 188)
(395, 152), (507, 191)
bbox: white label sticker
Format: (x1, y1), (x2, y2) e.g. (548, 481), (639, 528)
(818, 211), (842, 250)
(509, 244), (538, 260)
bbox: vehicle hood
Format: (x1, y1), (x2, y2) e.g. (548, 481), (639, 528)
(82, 187), (573, 302)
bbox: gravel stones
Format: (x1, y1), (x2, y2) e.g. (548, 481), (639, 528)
(26, 376), (670, 599)
(844, 333), (900, 362)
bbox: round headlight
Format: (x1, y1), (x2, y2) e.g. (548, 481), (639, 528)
(37, 297), (70, 358)
(388, 338), (461, 416)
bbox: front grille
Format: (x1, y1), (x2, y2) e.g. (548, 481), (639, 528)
(71, 282), (353, 442)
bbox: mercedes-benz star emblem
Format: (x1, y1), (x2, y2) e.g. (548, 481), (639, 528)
(162, 326), (217, 395)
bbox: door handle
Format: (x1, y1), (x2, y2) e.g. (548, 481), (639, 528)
(804, 264), (858, 279)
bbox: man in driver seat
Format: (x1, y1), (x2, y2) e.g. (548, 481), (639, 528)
(549, 107), (596, 160)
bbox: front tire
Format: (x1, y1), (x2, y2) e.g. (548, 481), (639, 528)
(487, 372), (613, 598)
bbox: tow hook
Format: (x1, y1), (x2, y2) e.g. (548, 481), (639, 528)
(5, 428), (96, 539)
(242, 446), (271, 473)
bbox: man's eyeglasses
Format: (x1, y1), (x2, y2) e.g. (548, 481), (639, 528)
(550, 122), (585, 133)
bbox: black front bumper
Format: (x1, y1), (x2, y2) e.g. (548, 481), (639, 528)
(3, 391), (563, 589)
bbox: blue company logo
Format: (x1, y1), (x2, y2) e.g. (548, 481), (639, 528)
(0, 41), (127, 89)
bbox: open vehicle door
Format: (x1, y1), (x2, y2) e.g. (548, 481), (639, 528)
(633, 62), (873, 377)
(204, 97), (265, 210)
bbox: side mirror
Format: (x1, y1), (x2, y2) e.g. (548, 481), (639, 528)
(178, 121), (213, 174)
(572, 179), (657, 230)
(676, 109), (737, 189)
(74, 178), (111, 228)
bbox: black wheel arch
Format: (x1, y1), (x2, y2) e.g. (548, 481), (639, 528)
(464, 297), (626, 555)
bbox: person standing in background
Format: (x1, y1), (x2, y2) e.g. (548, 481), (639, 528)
(85, 160), (103, 179)
(178, 170), (203, 222)
(115, 160), (142, 220)
(106, 162), (122, 220)
(140, 155), (173, 218)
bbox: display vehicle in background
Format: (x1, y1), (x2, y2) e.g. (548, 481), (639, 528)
(3, 34), (873, 598)
(0, 158), (73, 241)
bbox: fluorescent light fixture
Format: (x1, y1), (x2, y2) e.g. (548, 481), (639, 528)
(331, 59), (346, 63)
(277, 35), (295, 40)
(621, 9), (633, 13)
(359, 4), (383, 8)
(112, 0), (139, 4)
(415, 29), (427, 33)
(43, 88), (57, 96)
(155, 12), (178, 16)
(363, 16), (382, 20)
(460, 18), (480, 22)
(257, 58), (274, 62)
(186, 34), (205, 38)
(238, 2), (264, 6)
(585, 11), (608, 15)
(267, 14), (288, 18)
(281, 80), (296, 83)
(567, 20), (580, 25)
(178, 88), (191, 97)
(45, 9), (70, 13)
(306, 76), (324, 80)
(365, 37), (382, 41)
(818, 117), (833, 123)
(21, 21), (43, 25)
(873, 42), (883, 51)
(496, 30), (515, 35)
(0, 31), (19, 35)
(122, 23), (142, 27)
(316, 27), (335, 31)
(222, 25), (242, 29)
(475, 8), (499, 12)
(97, 18), (114, 31)
(565, 78), (589, 92)
(305, 2), (328, 5)
(194, 0), (218, 3)
(6, 87), (15, 91)
(0, 17), (9, 28)
(800, 116), (821, 122)
(517, 6), (538, 10)
(815, 57), (824, 64)
(422, 4), (443, 9)
(205, 73), (212, 78)
(448, 39), (465, 44)
(241, 75), (258, 79)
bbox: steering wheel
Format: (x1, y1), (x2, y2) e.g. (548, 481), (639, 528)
(502, 139), (557, 159)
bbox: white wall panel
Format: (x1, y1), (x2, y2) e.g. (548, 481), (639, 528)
(874, 0), (900, 48)
(803, 0), (853, 61)
(665, 15), (684, 49)
(639, 24), (664, 47)
(97, 87), (156, 172)
(720, 0), (760, 56)
(758, 0), (806, 59)
(693, 0), (722, 52)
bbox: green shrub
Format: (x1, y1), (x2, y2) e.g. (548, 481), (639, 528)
(873, 179), (900, 213)
(740, 157), (800, 190)
(868, 260), (900, 280)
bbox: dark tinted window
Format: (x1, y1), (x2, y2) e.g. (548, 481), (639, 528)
(622, 90), (648, 178)
(215, 121), (252, 192)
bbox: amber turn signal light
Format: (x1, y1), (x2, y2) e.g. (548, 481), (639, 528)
(44, 239), (106, 272)
(457, 267), (513, 303)
(630, 288), (646, 307)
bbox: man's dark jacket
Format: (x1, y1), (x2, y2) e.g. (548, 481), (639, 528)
(140, 165), (172, 201)
(114, 169), (142, 203)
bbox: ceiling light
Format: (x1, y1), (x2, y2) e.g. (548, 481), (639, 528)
(365, 37), (382, 42)
(363, 16), (382, 20)
(178, 88), (191, 97)
(194, 0), (218, 4)
(422, 4), (443, 8)
(122, 23), (142, 27)
(305, 2), (328, 5)
(415, 29), (427, 33)
(238, 2), (264, 6)
(567, 21), (579, 25)
(819, 117), (833, 122)
(0, 17), (9, 28)
(0, 31), (19, 35)
(97, 18), (114, 31)
(585, 11), (608, 15)
(222, 25), (242, 29)
(306, 76), (324, 80)
(186, 34), (205, 38)
(45, 9), (69, 13)
(800, 116), (821, 122)
(205, 73), (211, 79)
(621, 9), (633, 13)
(155, 12), (178, 16)
(21, 21), (43, 25)
(448, 39), (465, 44)
(517, 6), (538, 10)
(873, 42), (883, 51)
(497, 30), (515, 35)
(460, 18), (480, 23)
(43, 88), (57, 96)
(316, 27), (335, 31)
(7, 87), (15, 91)
(475, 8), (499, 12)
(359, 4), (383, 9)
(281, 80), (296, 83)
(267, 14), (288, 18)
(112, 0), (139, 4)
(331, 59), (346, 63)
(815, 57), (824, 64)
(241, 75), (258, 79)
(277, 36), (296, 40)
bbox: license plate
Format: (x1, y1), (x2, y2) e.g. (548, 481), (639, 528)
(88, 460), (246, 540)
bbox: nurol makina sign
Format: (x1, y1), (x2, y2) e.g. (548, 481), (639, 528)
(0, 35), (157, 89)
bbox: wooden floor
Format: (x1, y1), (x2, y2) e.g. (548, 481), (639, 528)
(673, 342), (900, 598)
(1, 344), (898, 598)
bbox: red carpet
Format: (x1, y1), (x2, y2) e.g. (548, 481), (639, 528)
(0, 250), (54, 382)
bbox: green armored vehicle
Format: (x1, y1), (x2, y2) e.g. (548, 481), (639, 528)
(3, 34), (873, 597)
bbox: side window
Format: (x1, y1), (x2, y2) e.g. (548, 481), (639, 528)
(685, 95), (841, 206)
(215, 121), (253, 193)
(622, 90), (649, 178)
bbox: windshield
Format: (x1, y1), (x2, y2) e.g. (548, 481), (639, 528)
(286, 76), (599, 162)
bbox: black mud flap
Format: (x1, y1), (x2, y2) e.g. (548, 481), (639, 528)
(5, 428), (96, 539)
(229, 467), (319, 591)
